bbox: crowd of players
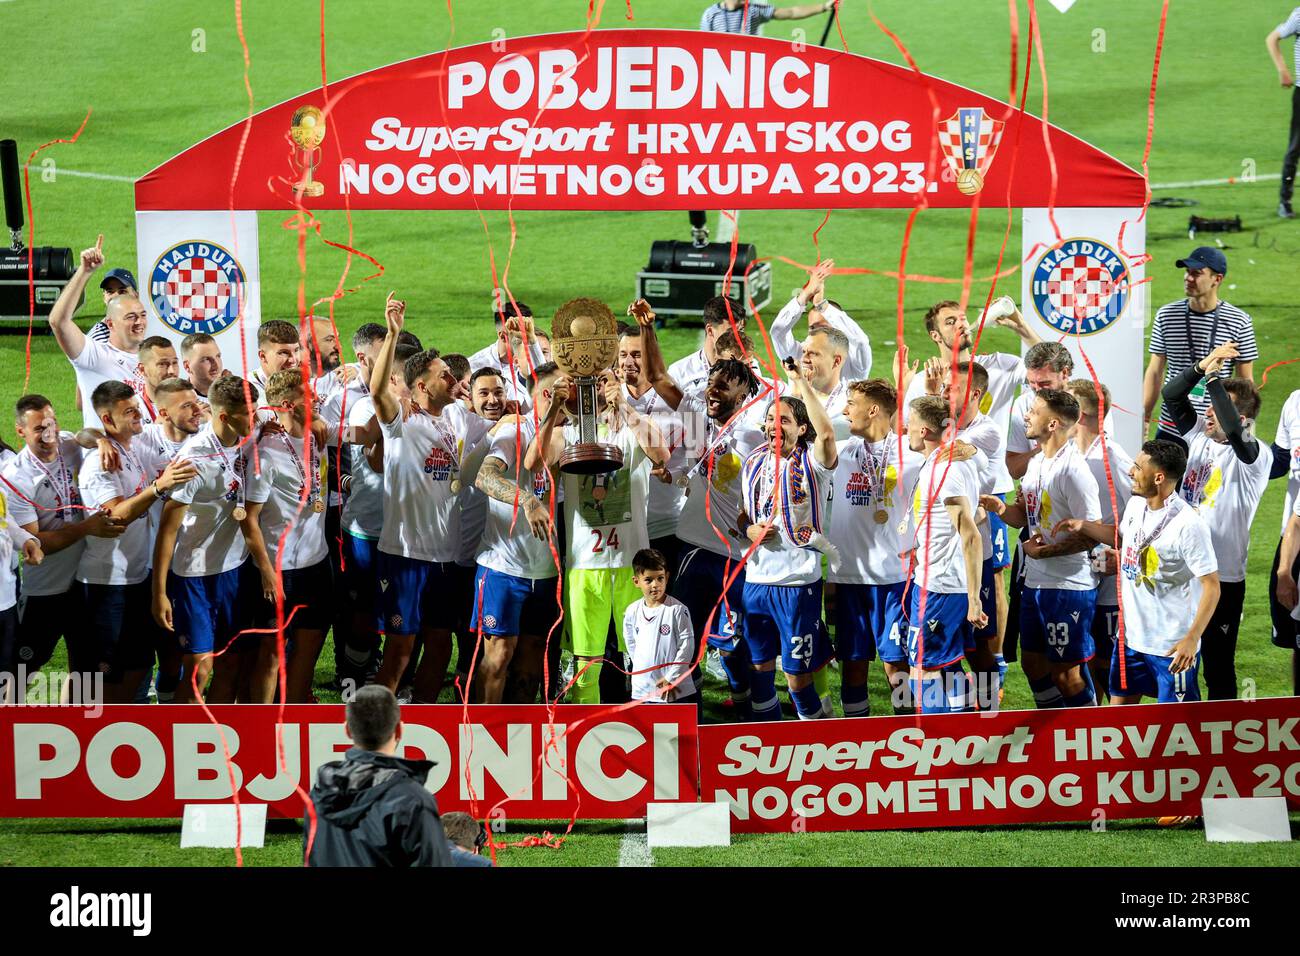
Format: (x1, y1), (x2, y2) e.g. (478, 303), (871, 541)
(1, 235), (1298, 719)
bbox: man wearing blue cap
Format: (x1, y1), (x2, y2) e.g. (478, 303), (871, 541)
(1142, 247), (1257, 445)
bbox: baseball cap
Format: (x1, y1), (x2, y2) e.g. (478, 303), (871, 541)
(1175, 247), (1227, 276)
(99, 267), (138, 291)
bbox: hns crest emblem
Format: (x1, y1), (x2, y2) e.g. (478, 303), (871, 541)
(1030, 238), (1130, 336)
(150, 241), (246, 336)
(938, 107), (1005, 195)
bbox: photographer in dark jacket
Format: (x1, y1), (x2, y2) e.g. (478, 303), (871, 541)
(306, 685), (452, 867)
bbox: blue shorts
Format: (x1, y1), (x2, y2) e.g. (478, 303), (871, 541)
(1091, 603), (1120, 666)
(1110, 642), (1201, 703)
(742, 580), (832, 675)
(170, 562), (248, 656)
(344, 533), (381, 631)
(989, 504), (1011, 570)
(974, 557), (998, 641)
(906, 589), (971, 669)
(673, 547), (745, 653)
(1020, 587), (1097, 665)
(471, 566), (560, 638)
(377, 552), (460, 635)
(834, 581), (907, 664)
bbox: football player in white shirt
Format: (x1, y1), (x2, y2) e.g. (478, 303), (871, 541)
(153, 375), (278, 704)
(1160, 342), (1272, 700)
(48, 236), (152, 430)
(1067, 440), (1219, 706)
(902, 395), (987, 714)
(1275, 496), (1300, 685)
(984, 390), (1102, 708)
(180, 332), (225, 402)
(667, 296), (748, 394)
(84, 378), (206, 470)
(827, 380), (923, 715)
(616, 321), (688, 573)
(78, 382), (197, 702)
(245, 369), (340, 703)
(623, 548), (698, 703)
(530, 300), (668, 705)
(638, 304), (765, 718)
(472, 365), (563, 704)
(371, 295), (492, 701)
(4, 395), (124, 679)
(130, 337), (181, 425)
(468, 300), (545, 410)
(1066, 379), (1135, 701)
(739, 363), (839, 720)
(769, 259), (873, 381)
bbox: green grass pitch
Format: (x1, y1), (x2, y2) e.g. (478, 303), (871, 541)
(1, 0), (1298, 865)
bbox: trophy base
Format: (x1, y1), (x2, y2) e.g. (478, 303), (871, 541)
(295, 181), (325, 198)
(558, 443), (624, 476)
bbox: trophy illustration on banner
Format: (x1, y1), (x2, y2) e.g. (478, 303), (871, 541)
(552, 297), (623, 475)
(289, 105), (326, 198)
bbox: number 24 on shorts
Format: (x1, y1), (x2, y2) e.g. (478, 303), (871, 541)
(590, 527), (621, 553)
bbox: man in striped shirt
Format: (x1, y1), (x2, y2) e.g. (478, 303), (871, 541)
(699, 1), (837, 34)
(1142, 247), (1257, 444)
(1266, 7), (1300, 218)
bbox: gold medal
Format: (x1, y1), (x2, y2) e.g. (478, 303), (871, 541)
(232, 505), (247, 522)
(874, 509), (889, 524)
(450, 478), (462, 494)
(311, 499), (325, 514)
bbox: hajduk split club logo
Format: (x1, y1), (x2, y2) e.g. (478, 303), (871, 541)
(1030, 237), (1130, 337)
(150, 240), (246, 336)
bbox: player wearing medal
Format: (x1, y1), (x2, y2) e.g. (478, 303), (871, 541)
(1069, 440), (1220, 704)
(252, 320), (303, 395)
(902, 395), (987, 714)
(667, 296), (749, 395)
(180, 332), (225, 403)
(638, 304), (764, 718)
(152, 375), (279, 704)
(4, 396), (124, 681)
(471, 365), (563, 704)
(252, 370), (339, 703)
(77, 382), (197, 703)
(1160, 342), (1271, 699)
(48, 236), (152, 430)
(371, 294), (492, 701)
(469, 299), (544, 410)
(736, 354), (840, 721)
(770, 259), (874, 395)
(984, 389), (1102, 708)
(826, 380), (922, 715)
(1066, 379), (1135, 701)
(530, 300), (669, 705)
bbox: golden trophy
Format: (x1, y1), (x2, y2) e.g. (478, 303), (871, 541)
(552, 298), (623, 475)
(289, 105), (326, 199)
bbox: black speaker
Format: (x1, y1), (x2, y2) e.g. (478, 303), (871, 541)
(0, 138), (81, 324)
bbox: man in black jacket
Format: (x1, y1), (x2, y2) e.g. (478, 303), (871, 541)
(305, 685), (452, 867)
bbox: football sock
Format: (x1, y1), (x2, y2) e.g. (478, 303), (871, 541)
(813, 667), (832, 714)
(841, 681), (870, 717)
(749, 669), (782, 721)
(1064, 666), (1097, 707)
(790, 682), (823, 719)
(944, 666), (972, 712)
(155, 668), (179, 704)
(718, 651), (753, 721)
(994, 653), (1008, 689)
(1028, 673), (1065, 708)
(571, 658), (602, 704)
(909, 677), (948, 715)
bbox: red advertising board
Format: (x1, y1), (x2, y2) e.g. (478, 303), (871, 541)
(699, 699), (1300, 833)
(135, 29), (1144, 212)
(0, 704), (697, 820)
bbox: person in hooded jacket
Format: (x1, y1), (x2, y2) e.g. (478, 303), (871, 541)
(305, 685), (452, 867)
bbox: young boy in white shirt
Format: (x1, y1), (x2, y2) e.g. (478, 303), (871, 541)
(622, 549), (697, 704)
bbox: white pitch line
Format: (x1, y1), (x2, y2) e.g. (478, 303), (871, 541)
(42, 169), (136, 183)
(1151, 173), (1281, 190)
(617, 820), (652, 867)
